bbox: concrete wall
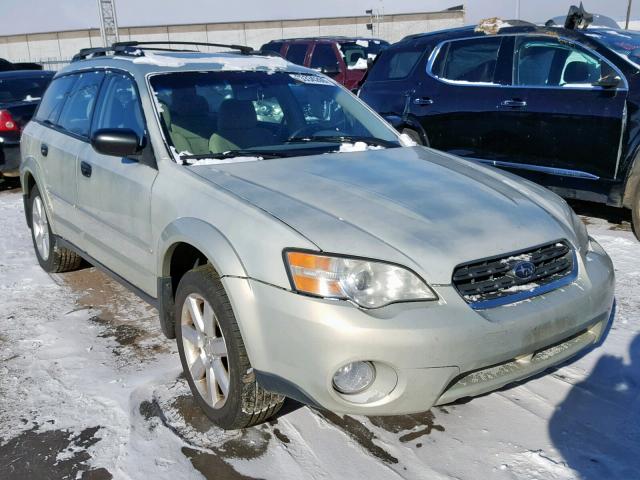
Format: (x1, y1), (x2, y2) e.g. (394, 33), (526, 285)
(0, 10), (464, 68)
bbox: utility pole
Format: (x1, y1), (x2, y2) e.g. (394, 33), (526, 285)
(626, 0), (633, 29)
(515, 0), (521, 20)
(97, 0), (119, 47)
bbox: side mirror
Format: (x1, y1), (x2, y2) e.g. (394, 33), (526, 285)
(321, 64), (341, 76)
(91, 128), (143, 157)
(593, 74), (622, 89)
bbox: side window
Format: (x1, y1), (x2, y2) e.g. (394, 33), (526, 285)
(367, 48), (423, 81)
(514, 37), (613, 87)
(57, 72), (104, 137)
(285, 43), (309, 65)
(34, 75), (78, 124)
(310, 43), (340, 70)
(261, 42), (283, 54)
(92, 74), (145, 140)
(433, 37), (502, 84)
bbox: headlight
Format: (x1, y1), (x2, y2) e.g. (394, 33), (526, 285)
(570, 210), (589, 253)
(284, 251), (437, 308)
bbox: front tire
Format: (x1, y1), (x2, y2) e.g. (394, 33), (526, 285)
(29, 186), (82, 273)
(175, 264), (284, 429)
(401, 127), (428, 147)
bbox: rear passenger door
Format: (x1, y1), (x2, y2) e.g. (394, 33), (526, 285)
(76, 72), (158, 295)
(417, 36), (520, 160)
(503, 35), (628, 180)
(35, 72), (104, 245)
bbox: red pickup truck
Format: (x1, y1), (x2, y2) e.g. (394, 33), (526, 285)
(260, 36), (389, 90)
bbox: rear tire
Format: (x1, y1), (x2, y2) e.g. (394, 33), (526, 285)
(29, 186), (83, 273)
(175, 264), (284, 429)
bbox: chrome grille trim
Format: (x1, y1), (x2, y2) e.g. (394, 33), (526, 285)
(452, 240), (577, 309)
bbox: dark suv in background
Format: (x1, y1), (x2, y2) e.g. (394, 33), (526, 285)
(359, 22), (640, 238)
(261, 36), (389, 90)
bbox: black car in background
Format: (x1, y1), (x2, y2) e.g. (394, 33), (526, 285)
(359, 22), (640, 238)
(0, 70), (54, 178)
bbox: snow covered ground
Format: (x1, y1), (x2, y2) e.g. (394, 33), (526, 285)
(0, 185), (638, 480)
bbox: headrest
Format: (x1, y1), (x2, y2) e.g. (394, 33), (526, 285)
(172, 88), (209, 115)
(159, 102), (171, 128)
(564, 61), (590, 84)
(218, 99), (257, 130)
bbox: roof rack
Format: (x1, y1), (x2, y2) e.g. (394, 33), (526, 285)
(72, 40), (257, 62)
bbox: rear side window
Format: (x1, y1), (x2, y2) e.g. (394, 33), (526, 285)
(92, 73), (145, 140)
(57, 71), (104, 137)
(285, 44), (309, 65)
(261, 42), (283, 54)
(366, 47), (423, 81)
(34, 75), (78, 124)
(432, 37), (502, 84)
(310, 43), (340, 69)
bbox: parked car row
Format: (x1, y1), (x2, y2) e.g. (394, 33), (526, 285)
(18, 39), (615, 430)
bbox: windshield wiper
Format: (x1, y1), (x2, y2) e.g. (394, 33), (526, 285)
(180, 149), (289, 163)
(285, 135), (399, 148)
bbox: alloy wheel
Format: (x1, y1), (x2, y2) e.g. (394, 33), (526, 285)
(32, 196), (50, 261)
(181, 293), (230, 409)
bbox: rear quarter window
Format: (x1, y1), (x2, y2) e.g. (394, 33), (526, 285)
(366, 47), (424, 81)
(34, 75), (78, 124)
(430, 37), (503, 84)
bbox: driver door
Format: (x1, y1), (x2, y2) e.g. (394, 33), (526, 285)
(506, 35), (628, 180)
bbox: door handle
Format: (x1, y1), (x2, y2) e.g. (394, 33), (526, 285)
(80, 161), (92, 178)
(413, 97), (434, 106)
(499, 99), (527, 108)
(40, 143), (48, 157)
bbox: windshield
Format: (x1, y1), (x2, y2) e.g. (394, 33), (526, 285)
(0, 75), (52, 104)
(338, 40), (389, 69)
(150, 70), (400, 163)
(587, 30), (640, 65)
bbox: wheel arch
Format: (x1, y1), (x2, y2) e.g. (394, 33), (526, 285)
(156, 218), (248, 338)
(382, 113), (430, 146)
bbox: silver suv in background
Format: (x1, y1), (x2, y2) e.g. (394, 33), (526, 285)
(20, 42), (615, 430)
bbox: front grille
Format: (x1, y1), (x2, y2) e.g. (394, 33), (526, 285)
(452, 240), (575, 307)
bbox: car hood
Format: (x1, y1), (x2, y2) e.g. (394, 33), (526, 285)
(190, 147), (577, 284)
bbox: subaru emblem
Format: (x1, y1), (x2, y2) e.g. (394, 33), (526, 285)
(512, 261), (536, 281)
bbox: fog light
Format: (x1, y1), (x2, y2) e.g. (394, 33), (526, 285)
(332, 361), (376, 394)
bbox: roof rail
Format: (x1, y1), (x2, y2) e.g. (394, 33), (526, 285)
(71, 40), (258, 63)
(113, 40), (255, 55)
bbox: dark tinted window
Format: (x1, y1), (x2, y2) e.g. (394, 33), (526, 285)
(436, 37), (502, 83)
(0, 74), (53, 103)
(34, 75), (78, 123)
(367, 47), (423, 81)
(93, 73), (145, 140)
(310, 43), (339, 69)
(57, 71), (104, 137)
(261, 42), (283, 54)
(285, 43), (309, 65)
(515, 37), (612, 87)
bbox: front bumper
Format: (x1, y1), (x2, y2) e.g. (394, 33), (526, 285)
(0, 140), (21, 176)
(223, 239), (615, 415)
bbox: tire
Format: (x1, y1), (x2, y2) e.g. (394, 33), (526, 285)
(402, 128), (428, 147)
(175, 264), (284, 429)
(632, 184), (640, 241)
(29, 186), (83, 273)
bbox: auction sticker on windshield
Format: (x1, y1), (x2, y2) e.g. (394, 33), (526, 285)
(289, 73), (334, 85)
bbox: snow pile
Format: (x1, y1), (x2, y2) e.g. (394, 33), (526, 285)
(475, 17), (514, 35)
(132, 51), (289, 72)
(348, 57), (369, 70)
(186, 156), (263, 166)
(338, 142), (384, 153)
